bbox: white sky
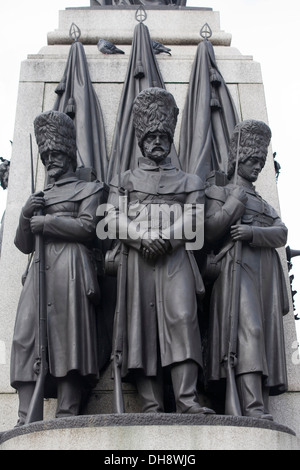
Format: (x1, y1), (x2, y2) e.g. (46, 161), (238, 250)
(0, 0), (300, 340)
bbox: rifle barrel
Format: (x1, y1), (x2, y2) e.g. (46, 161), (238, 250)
(30, 134), (35, 194)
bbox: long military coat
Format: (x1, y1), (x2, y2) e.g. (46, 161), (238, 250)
(204, 183), (289, 395)
(10, 176), (104, 394)
(107, 157), (205, 378)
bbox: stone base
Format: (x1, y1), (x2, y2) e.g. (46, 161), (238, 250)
(47, 6), (232, 46)
(0, 414), (298, 450)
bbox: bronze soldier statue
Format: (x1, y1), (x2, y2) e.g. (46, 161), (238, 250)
(204, 120), (289, 420)
(105, 87), (215, 414)
(10, 111), (105, 425)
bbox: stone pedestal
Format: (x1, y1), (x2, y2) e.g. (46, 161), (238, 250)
(47, 5), (231, 46)
(0, 5), (299, 449)
(0, 414), (298, 450)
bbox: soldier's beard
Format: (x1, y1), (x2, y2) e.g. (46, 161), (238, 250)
(47, 165), (66, 181)
(149, 151), (168, 163)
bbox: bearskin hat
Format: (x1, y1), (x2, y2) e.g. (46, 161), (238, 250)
(227, 120), (272, 179)
(34, 110), (77, 167)
(132, 88), (179, 149)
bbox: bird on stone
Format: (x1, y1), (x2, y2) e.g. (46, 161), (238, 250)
(152, 40), (172, 56)
(97, 39), (125, 55)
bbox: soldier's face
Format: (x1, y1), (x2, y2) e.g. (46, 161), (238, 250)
(238, 156), (264, 182)
(142, 132), (171, 163)
(42, 151), (71, 180)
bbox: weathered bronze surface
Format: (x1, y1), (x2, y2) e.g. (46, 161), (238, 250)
(10, 111), (107, 425)
(106, 88), (215, 415)
(203, 120), (289, 419)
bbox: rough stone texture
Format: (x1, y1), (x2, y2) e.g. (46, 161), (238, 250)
(0, 6), (299, 448)
(269, 391), (300, 436)
(47, 7), (231, 46)
(0, 414), (299, 450)
(0, 393), (58, 432)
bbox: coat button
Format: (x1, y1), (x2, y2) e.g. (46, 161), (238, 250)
(150, 302), (154, 307)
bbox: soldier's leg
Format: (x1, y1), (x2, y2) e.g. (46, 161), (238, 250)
(135, 367), (165, 413)
(171, 360), (215, 414)
(236, 372), (273, 420)
(55, 371), (83, 418)
(15, 381), (35, 426)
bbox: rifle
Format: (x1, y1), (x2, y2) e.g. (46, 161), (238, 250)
(111, 189), (128, 414)
(25, 135), (48, 424)
(112, 243), (128, 413)
(224, 235), (242, 415)
(223, 128), (242, 416)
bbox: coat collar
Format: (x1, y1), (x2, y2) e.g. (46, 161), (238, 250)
(137, 156), (175, 171)
(44, 176), (79, 190)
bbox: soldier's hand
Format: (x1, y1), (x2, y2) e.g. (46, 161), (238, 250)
(141, 237), (171, 259)
(230, 224), (252, 242)
(22, 191), (45, 218)
(30, 215), (45, 234)
(229, 185), (248, 205)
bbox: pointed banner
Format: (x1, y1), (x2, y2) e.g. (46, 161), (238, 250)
(53, 41), (108, 183)
(107, 21), (180, 183)
(53, 39), (112, 373)
(178, 39), (239, 181)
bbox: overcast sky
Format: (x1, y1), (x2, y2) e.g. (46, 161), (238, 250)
(0, 0), (300, 340)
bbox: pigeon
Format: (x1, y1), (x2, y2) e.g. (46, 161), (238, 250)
(97, 39), (125, 55)
(152, 40), (172, 56)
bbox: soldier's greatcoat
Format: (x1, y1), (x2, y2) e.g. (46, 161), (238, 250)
(11, 177), (104, 394)
(204, 183), (289, 395)
(107, 156), (205, 378)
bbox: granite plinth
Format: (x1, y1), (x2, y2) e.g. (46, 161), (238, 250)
(0, 413), (298, 450)
(47, 7), (231, 45)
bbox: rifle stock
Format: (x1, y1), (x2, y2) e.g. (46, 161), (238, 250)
(112, 243), (128, 414)
(224, 354), (242, 416)
(113, 352), (125, 414)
